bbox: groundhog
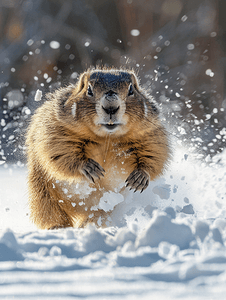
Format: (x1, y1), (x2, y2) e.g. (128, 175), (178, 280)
(26, 68), (170, 230)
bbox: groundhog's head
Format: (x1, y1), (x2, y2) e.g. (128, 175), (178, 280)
(57, 68), (159, 137)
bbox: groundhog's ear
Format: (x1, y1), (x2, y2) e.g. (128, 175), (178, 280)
(130, 73), (140, 90)
(75, 72), (89, 94)
(60, 72), (88, 108)
(57, 72), (89, 119)
(130, 72), (159, 115)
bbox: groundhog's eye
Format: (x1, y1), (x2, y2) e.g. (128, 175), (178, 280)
(128, 84), (134, 96)
(87, 85), (93, 97)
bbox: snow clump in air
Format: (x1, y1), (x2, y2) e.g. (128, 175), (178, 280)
(49, 41), (60, 49)
(34, 89), (42, 101)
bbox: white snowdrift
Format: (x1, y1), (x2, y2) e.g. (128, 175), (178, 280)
(0, 146), (226, 299)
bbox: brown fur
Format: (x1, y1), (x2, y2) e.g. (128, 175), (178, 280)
(26, 68), (170, 229)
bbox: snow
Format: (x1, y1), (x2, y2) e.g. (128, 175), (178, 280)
(130, 29), (140, 37)
(187, 44), (195, 50)
(34, 89), (42, 101)
(27, 39), (34, 46)
(49, 41), (60, 49)
(96, 192), (124, 213)
(181, 15), (188, 22)
(0, 146), (226, 299)
(84, 41), (91, 47)
(205, 69), (214, 77)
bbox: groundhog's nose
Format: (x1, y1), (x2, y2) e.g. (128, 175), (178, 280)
(101, 90), (120, 116)
(105, 90), (117, 101)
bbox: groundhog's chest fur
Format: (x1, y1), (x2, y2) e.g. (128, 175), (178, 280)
(85, 141), (132, 182)
(26, 68), (170, 229)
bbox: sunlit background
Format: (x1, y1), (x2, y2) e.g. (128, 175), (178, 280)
(0, 0), (226, 166)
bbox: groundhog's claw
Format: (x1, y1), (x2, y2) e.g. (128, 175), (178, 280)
(82, 158), (105, 183)
(125, 169), (149, 193)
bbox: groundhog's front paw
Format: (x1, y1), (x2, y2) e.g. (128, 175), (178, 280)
(81, 158), (105, 183)
(125, 169), (149, 193)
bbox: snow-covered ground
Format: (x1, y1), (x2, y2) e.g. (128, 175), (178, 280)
(0, 146), (226, 300)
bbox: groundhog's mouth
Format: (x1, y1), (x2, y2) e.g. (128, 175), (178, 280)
(103, 124), (120, 130)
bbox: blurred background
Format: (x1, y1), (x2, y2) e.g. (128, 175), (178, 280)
(0, 0), (226, 165)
